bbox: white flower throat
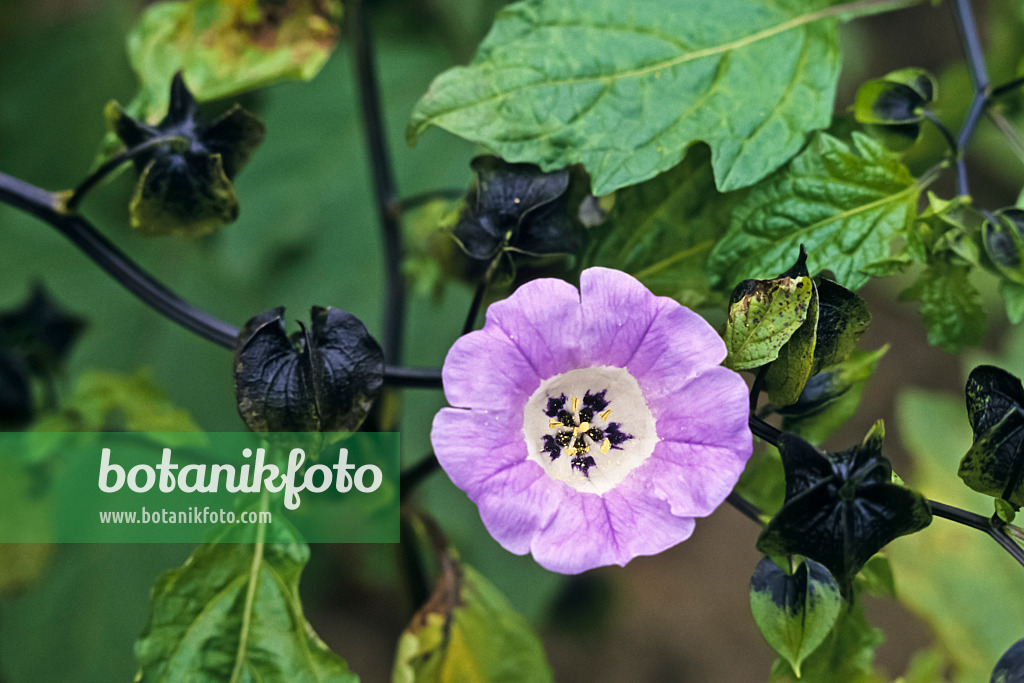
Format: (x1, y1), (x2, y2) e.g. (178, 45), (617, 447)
(523, 366), (658, 495)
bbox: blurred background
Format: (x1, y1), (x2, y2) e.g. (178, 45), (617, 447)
(1, 0), (1023, 680)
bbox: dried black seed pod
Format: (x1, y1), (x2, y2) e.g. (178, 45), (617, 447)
(234, 307), (384, 433)
(107, 72), (265, 236)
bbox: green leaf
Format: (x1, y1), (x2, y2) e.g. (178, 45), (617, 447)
(135, 522), (356, 682)
(854, 554), (895, 599)
(764, 281), (818, 406)
(408, 0), (843, 195)
(768, 596), (884, 683)
(781, 346), (889, 445)
(31, 369), (201, 433)
(735, 446), (786, 517)
(125, 0), (341, 123)
(393, 556), (553, 683)
(708, 132), (920, 290)
(994, 498), (1017, 524)
(1000, 280), (1024, 324)
(750, 557), (842, 677)
(402, 196), (468, 299)
(899, 261), (985, 352)
(585, 145), (744, 307)
(723, 274), (814, 371)
(892, 389), (1024, 682)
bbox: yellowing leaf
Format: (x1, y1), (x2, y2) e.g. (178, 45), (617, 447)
(393, 556), (553, 683)
(126, 0), (341, 122)
(724, 275), (814, 371)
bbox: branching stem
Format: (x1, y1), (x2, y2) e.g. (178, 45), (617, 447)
(64, 135), (188, 213)
(929, 499), (1024, 568)
(349, 0), (405, 367)
(0, 171), (239, 348)
(461, 253), (503, 337)
(920, 110), (958, 156)
(400, 452), (440, 502)
(991, 75), (1024, 99)
(948, 0), (990, 198)
(0, 171), (447, 387)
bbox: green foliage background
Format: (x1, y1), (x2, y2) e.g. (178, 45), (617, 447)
(2, 0), (1024, 681)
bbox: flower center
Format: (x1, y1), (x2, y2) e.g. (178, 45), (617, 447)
(523, 366), (658, 494)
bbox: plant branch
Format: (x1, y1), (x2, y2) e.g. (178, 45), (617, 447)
(461, 253), (503, 337)
(383, 366), (443, 389)
(955, 94), (987, 197)
(400, 452), (440, 502)
(749, 414), (782, 447)
(349, 0), (405, 367)
(920, 110), (958, 156)
(992, 75), (1024, 99)
(64, 135), (188, 213)
(727, 491), (764, 526)
(949, 0), (989, 94)
(948, 0), (990, 198)
(3, 170), (451, 388)
(0, 171), (241, 348)
(928, 499), (1024, 569)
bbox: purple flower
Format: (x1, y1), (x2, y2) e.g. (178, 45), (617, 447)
(431, 268), (752, 573)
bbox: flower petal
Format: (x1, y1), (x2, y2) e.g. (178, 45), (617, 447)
(627, 314), (732, 412)
(442, 327), (541, 411)
(634, 366), (751, 518)
(483, 276), (582, 378)
(431, 407), (525, 493)
(653, 366), (751, 446)
(640, 440), (751, 518)
(578, 268), (725, 382)
(530, 487), (696, 573)
(432, 407), (561, 555)
(473, 462), (561, 555)
(578, 267), (665, 367)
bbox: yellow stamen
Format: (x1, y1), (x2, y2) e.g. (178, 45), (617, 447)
(566, 446), (577, 456)
(600, 438), (611, 454)
(549, 418), (563, 429)
(578, 421), (590, 432)
(571, 396), (580, 412)
(599, 409), (612, 421)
